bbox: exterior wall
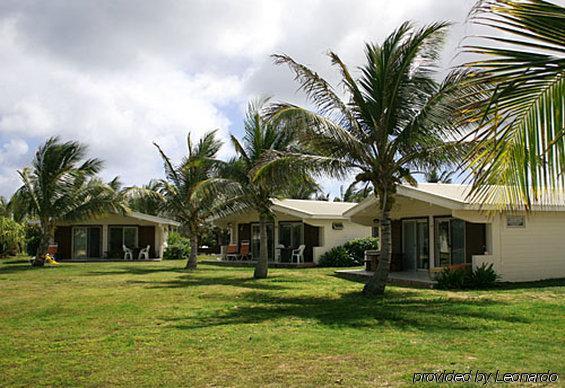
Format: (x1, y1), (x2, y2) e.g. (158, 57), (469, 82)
(308, 219), (371, 263)
(488, 212), (565, 282)
(55, 214), (168, 259)
(216, 210), (371, 264)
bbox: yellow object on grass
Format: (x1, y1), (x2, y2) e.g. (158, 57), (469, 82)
(45, 253), (59, 265)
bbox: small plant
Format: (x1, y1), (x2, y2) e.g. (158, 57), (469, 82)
(163, 231), (191, 260)
(436, 263), (500, 290)
(342, 237), (379, 262)
(467, 263), (500, 288)
(318, 246), (357, 267)
(436, 267), (468, 290)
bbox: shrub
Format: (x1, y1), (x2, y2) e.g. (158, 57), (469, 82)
(318, 246), (357, 267)
(342, 237), (379, 262)
(25, 223), (42, 256)
(467, 263), (500, 288)
(436, 267), (468, 289)
(0, 217), (25, 257)
(436, 263), (500, 290)
(163, 231), (191, 260)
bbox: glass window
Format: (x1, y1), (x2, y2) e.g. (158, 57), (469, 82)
(451, 219), (465, 264)
(73, 227), (88, 258)
(124, 227), (138, 248)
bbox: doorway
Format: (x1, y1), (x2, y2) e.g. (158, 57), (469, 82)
(435, 218), (465, 267)
(72, 226), (102, 259)
(251, 223), (274, 260)
(402, 219), (429, 270)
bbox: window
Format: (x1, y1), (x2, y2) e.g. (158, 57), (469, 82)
(506, 215), (525, 228)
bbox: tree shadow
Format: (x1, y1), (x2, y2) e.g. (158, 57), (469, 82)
(84, 266), (189, 276)
(126, 273), (290, 291)
(494, 278), (565, 290)
(160, 288), (528, 333)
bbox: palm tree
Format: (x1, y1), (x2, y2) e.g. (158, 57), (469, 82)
(11, 137), (126, 266)
(268, 22), (469, 295)
(335, 181), (372, 203)
(222, 99), (306, 279)
(462, 0), (565, 208)
(153, 130), (235, 270)
(124, 179), (163, 216)
(0, 196), (11, 218)
(425, 168), (454, 183)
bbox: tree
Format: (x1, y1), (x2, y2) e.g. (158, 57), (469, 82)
(269, 22), (469, 295)
(11, 137), (126, 266)
(335, 181), (372, 203)
(0, 196), (11, 218)
(222, 99), (305, 279)
(124, 179), (163, 216)
(0, 217), (25, 257)
(425, 168), (454, 183)
(153, 130), (234, 270)
(462, 0), (565, 208)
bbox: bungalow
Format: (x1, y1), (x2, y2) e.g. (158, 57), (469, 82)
(212, 199), (372, 264)
(345, 183), (565, 282)
(53, 212), (180, 261)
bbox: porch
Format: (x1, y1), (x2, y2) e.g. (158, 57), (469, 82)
(335, 269), (437, 288)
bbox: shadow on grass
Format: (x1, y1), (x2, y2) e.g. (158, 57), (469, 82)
(127, 273), (290, 291)
(159, 284), (529, 332)
(494, 278), (565, 290)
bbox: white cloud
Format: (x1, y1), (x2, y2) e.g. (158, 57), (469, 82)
(0, 0), (477, 198)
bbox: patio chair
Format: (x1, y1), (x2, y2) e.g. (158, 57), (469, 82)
(123, 245), (133, 260)
(240, 241), (251, 261)
(291, 244), (306, 263)
(138, 245), (150, 260)
(225, 243), (239, 261)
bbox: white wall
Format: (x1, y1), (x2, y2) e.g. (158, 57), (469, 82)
(493, 212), (565, 282)
(308, 220), (372, 263)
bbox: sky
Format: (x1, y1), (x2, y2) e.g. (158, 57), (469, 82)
(0, 0), (478, 199)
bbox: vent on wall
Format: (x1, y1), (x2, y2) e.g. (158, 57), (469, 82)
(332, 222), (344, 230)
(506, 215), (525, 228)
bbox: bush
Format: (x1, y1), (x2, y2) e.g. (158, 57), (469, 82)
(467, 263), (500, 288)
(163, 231), (191, 260)
(318, 246), (357, 267)
(342, 237), (379, 262)
(436, 263), (500, 290)
(436, 267), (468, 290)
(25, 223), (42, 256)
(0, 217), (25, 257)
(318, 237), (379, 267)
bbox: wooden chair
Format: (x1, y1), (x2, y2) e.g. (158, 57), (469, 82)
(225, 243), (239, 261)
(240, 241), (251, 261)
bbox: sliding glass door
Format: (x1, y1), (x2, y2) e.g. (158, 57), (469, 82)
(108, 226), (138, 259)
(402, 219), (429, 270)
(251, 223), (274, 260)
(435, 218), (465, 267)
(72, 226), (101, 259)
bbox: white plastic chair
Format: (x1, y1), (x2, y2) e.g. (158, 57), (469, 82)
(138, 245), (150, 260)
(291, 244), (306, 263)
(123, 245), (133, 260)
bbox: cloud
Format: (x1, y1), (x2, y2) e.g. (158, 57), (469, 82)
(0, 0), (477, 198)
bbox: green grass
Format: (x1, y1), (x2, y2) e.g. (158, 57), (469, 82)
(0, 258), (563, 386)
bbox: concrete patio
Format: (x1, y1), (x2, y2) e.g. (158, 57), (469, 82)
(335, 269), (437, 288)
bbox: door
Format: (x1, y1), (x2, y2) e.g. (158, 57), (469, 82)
(436, 219), (451, 267)
(435, 218), (466, 267)
(251, 223), (274, 260)
(403, 220), (429, 270)
(402, 221), (417, 270)
(72, 227), (88, 258)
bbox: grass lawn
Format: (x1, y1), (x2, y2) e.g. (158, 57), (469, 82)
(0, 257), (563, 386)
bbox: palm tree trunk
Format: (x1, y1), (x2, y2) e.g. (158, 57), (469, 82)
(34, 222), (54, 267)
(253, 214), (269, 279)
(186, 234), (198, 270)
(363, 199), (391, 296)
